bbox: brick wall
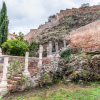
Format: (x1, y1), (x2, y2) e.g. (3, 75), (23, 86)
(70, 20), (100, 51)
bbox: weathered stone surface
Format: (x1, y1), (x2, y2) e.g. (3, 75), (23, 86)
(70, 20), (100, 51)
(59, 52), (100, 82)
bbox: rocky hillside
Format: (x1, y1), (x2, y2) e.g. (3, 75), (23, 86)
(34, 10), (100, 56)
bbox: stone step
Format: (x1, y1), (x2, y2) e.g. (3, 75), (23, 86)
(13, 77), (22, 81)
(7, 84), (16, 91)
(29, 67), (40, 70)
(28, 67), (38, 70)
(28, 64), (38, 67)
(10, 76), (21, 81)
(28, 69), (38, 73)
(7, 80), (18, 85)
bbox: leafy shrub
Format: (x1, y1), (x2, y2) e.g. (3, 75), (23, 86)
(2, 39), (28, 56)
(81, 3), (89, 7)
(28, 41), (38, 57)
(53, 73), (62, 84)
(60, 49), (71, 61)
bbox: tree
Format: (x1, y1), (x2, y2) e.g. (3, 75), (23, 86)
(28, 41), (38, 57)
(13, 32), (24, 41)
(0, 2), (9, 47)
(81, 3), (90, 7)
(2, 39), (28, 56)
(13, 32), (29, 45)
(48, 14), (56, 22)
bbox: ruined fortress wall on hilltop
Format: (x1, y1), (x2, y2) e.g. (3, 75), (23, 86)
(56, 5), (100, 19)
(35, 18), (59, 37)
(24, 5), (100, 42)
(70, 20), (100, 51)
(24, 18), (59, 42)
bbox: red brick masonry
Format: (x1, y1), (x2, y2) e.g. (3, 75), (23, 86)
(70, 20), (100, 51)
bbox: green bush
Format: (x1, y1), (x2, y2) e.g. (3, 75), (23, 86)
(2, 39), (28, 56)
(60, 49), (71, 61)
(28, 41), (38, 57)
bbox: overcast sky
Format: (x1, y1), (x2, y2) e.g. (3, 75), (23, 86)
(0, 0), (99, 35)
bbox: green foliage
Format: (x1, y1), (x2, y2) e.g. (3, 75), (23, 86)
(0, 2), (9, 47)
(48, 14), (56, 22)
(60, 49), (71, 61)
(13, 32), (24, 41)
(13, 32), (29, 45)
(8, 59), (23, 76)
(2, 39), (28, 56)
(8, 59), (26, 85)
(53, 73), (62, 84)
(66, 17), (74, 22)
(28, 41), (38, 57)
(81, 69), (89, 77)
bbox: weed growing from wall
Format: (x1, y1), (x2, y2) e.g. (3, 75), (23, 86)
(60, 49), (71, 61)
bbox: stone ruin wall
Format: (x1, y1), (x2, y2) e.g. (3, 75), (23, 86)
(24, 18), (59, 42)
(70, 20), (100, 51)
(24, 5), (100, 43)
(56, 5), (100, 19)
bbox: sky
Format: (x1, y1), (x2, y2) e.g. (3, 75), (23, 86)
(0, 0), (99, 35)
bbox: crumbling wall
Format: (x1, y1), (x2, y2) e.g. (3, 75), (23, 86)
(70, 20), (100, 51)
(56, 5), (100, 19)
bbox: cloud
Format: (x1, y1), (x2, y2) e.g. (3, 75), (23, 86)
(0, 0), (99, 35)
